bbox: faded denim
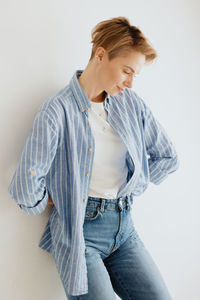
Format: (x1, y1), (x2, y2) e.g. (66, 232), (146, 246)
(66, 195), (172, 300)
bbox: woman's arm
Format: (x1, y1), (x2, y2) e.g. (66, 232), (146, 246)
(8, 109), (58, 215)
(140, 96), (180, 185)
(48, 195), (54, 206)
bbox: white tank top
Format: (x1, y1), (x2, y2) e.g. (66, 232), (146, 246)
(88, 100), (128, 199)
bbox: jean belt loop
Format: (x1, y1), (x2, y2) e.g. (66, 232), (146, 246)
(99, 198), (105, 213)
(126, 195), (131, 210)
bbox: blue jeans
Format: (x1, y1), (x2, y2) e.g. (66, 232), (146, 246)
(67, 195), (172, 300)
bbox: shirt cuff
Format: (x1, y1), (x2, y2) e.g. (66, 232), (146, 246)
(18, 188), (49, 215)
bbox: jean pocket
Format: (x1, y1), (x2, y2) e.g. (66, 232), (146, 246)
(84, 205), (103, 221)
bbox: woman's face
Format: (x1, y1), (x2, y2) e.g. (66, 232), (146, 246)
(96, 47), (146, 96)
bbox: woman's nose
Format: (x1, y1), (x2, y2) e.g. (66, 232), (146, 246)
(124, 78), (133, 89)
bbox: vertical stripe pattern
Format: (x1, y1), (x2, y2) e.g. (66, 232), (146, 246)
(8, 70), (179, 296)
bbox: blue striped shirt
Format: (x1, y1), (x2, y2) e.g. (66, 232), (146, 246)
(8, 69), (179, 296)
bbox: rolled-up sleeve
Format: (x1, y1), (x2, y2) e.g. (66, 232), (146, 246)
(140, 98), (180, 185)
(8, 109), (58, 215)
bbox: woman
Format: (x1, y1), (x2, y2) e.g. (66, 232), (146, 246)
(8, 16), (179, 299)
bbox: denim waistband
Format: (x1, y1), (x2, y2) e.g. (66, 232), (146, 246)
(87, 195), (132, 211)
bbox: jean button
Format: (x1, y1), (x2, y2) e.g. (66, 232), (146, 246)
(118, 199), (123, 211)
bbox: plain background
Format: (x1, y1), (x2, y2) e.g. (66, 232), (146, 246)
(1, 0), (200, 299)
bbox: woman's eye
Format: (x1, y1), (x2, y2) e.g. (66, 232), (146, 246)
(124, 71), (130, 75)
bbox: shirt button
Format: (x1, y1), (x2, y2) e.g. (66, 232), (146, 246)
(30, 171), (35, 175)
(83, 198), (87, 202)
(102, 126), (106, 131)
(81, 106), (84, 111)
(88, 121), (91, 126)
(86, 173), (90, 177)
(87, 107), (91, 111)
(89, 148), (93, 152)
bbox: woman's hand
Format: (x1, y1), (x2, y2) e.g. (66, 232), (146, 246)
(48, 196), (54, 206)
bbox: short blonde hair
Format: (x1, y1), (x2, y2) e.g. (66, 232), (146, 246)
(89, 16), (157, 64)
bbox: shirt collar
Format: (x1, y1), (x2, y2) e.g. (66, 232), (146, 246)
(69, 69), (110, 113)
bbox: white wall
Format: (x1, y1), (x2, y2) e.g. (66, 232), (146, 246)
(1, 0), (200, 299)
